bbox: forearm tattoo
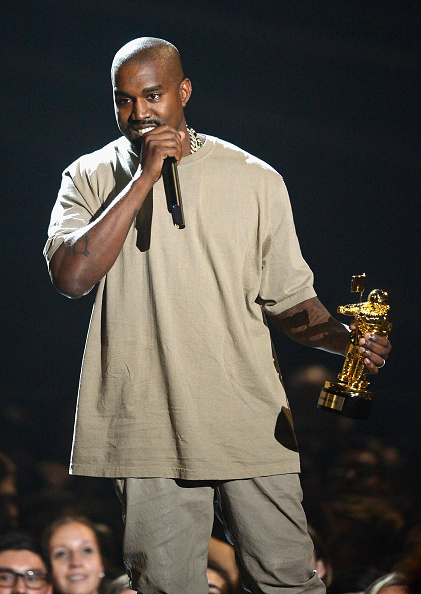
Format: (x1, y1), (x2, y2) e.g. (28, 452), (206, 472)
(71, 233), (90, 257)
(270, 297), (350, 355)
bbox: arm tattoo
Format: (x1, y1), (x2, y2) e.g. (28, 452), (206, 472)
(69, 209), (138, 261)
(71, 233), (90, 257)
(269, 297), (350, 355)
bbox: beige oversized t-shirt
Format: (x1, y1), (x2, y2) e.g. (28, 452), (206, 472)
(44, 134), (316, 480)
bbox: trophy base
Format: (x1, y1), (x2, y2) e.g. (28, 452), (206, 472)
(317, 381), (374, 420)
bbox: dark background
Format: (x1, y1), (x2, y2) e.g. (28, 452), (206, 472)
(1, 1), (420, 464)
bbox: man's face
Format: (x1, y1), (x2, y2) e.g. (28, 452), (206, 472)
(0, 550), (52, 594)
(206, 568), (229, 594)
(113, 59), (191, 150)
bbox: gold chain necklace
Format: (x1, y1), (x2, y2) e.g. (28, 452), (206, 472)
(187, 126), (204, 154)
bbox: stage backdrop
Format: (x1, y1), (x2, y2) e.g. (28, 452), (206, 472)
(1, 0), (419, 460)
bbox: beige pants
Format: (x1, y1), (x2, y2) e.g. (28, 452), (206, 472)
(114, 474), (325, 594)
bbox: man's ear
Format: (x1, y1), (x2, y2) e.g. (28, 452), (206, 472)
(179, 78), (192, 107)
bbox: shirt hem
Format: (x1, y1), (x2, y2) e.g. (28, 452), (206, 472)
(70, 459), (301, 480)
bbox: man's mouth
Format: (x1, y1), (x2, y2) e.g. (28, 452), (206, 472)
(132, 126), (155, 136)
(130, 120), (161, 136)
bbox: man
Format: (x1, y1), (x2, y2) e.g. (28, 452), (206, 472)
(0, 533), (52, 594)
(206, 561), (234, 594)
(44, 37), (391, 593)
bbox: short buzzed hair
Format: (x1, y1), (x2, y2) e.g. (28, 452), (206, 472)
(111, 37), (184, 84)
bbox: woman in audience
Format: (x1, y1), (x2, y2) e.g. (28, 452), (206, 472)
(43, 516), (107, 594)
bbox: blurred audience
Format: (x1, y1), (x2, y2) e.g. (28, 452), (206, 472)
(208, 536), (242, 593)
(0, 532), (52, 594)
(364, 571), (408, 594)
(1, 373), (420, 594)
(103, 574), (135, 594)
(308, 524), (332, 587)
(42, 516), (110, 594)
(394, 529), (421, 594)
(0, 453), (19, 532)
(326, 566), (384, 594)
(207, 560), (235, 594)
(323, 495), (405, 574)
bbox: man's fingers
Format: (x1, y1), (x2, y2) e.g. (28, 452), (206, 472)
(363, 357), (381, 374)
(359, 333), (391, 357)
(358, 332), (390, 374)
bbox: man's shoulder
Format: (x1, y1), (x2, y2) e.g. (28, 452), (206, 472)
(65, 136), (133, 177)
(205, 134), (281, 178)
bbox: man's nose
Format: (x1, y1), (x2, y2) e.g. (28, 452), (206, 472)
(11, 575), (27, 594)
(131, 98), (151, 120)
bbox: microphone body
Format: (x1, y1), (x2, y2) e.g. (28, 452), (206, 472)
(161, 156), (185, 229)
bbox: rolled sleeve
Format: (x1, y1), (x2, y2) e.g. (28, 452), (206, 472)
(44, 167), (99, 265)
(257, 177), (316, 316)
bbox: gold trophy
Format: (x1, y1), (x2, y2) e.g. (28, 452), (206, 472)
(317, 274), (391, 420)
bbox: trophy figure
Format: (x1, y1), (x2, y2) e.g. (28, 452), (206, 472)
(317, 274), (392, 420)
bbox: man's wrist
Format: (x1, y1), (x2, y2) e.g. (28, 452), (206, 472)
(131, 171), (156, 200)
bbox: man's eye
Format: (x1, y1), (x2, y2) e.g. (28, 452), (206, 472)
(0, 574), (13, 584)
(116, 98), (131, 106)
(148, 93), (160, 100)
(53, 550), (67, 559)
(26, 575), (43, 585)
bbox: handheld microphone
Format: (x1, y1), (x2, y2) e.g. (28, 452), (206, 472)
(161, 156), (185, 229)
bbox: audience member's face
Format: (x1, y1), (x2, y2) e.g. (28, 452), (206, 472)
(0, 475), (19, 527)
(206, 568), (229, 594)
(48, 522), (104, 594)
(328, 449), (382, 496)
(0, 550), (52, 594)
